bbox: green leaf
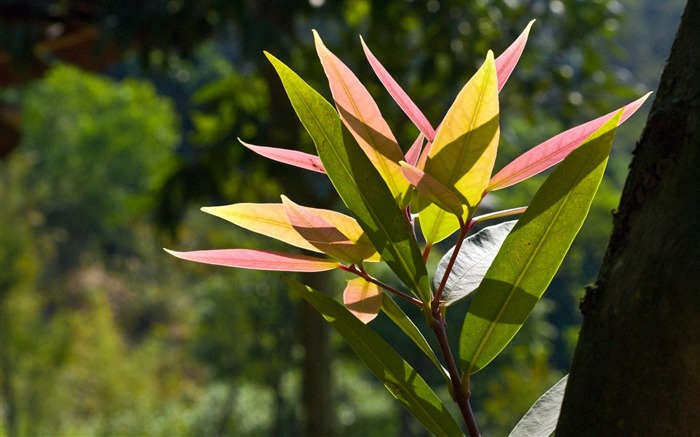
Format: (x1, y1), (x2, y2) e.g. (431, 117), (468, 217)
(509, 375), (568, 437)
(381, 294), (449, 383)
(286, 279), (463, 437)
(460, 111), (622, 375)
(266, 52), (431, 303)
(400, 161), (464, 216)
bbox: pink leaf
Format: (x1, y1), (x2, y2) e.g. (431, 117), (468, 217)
(361, 37), (436, 141)
(400, 162), (464, 216)
(165, 248), (339, 272)
(240, 139), (326, 173)
(495, 20), (535, 92)
(343, 277), (383, 324)
(488, 92), (652, 191)
(405, 133), (424, 167)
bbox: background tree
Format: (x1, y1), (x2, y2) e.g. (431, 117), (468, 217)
(557, 1), (700, 435)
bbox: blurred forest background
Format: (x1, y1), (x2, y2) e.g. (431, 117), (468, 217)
(0, 0), (685, 436)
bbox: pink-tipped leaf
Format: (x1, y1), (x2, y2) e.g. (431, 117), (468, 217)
(282, 195), (370, 265)
(488, 92), (651, 191)
(405, 133), (424, 167)
(343, 277), (383, 324)
(165, 248), (339, 272)
(314, 30), (410, 207)
(240, 139), (326, 173)
(361, 36), (436, 142)
(400, 161), (464, 216)
(495, 20), (535, 92)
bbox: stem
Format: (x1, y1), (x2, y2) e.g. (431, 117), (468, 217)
(430, 308), (480, 437)
(432, 218), (472, 306)
(340, 264), (423, 308)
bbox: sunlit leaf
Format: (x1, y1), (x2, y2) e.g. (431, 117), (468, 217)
(381, 294), (449, 383)
(433, 220), (516, 307)
(424, 50), (499, 217)
(266, 52), (431, 302)
(509, 375), (568, 437)
(240, 139), (325, 173)
(202, 203), (378, 261)
(400, 161), (464, 216)
(314, 31), (411, 207)
(343, 277), (383, 323)
(286, 279), (464, 437)
(488, 92), (651, 191)
(165, 248), (339, 272)
(418, 203), (460, 245)
(405, 133), (425, 167)
(460, 112), (622, 376)
(361, 37), (436, 141)
(472, 206), (528, 223)
(282, 195), (369, 265)
(495, 20), (535, 92)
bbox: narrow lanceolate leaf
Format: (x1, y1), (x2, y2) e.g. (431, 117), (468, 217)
(433, 220), (517, 307)
(282, 195), (368, 265)
(361, 37), (436, 141)
(509, 375), (568, 437)
(165, 248), (339, 272)
(487, 92), (651, 191)
(424, 50), (500, 218)
(400, 161), (464, 216)
(314, 31), (411, 207)
(381, 294), (449, 383)
(202, 203), (378, 261)
(286, 279), (464, 437)
(460, 112), (622, 376)
(495, 20), (535, 92)
(343, 277), (383, 323)
(266, 52), (431, 302)
(405, 133), (424, 167)
(240, 139), (325, 173)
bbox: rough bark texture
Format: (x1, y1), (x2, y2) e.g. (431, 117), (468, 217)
(556, 1), (700, 435)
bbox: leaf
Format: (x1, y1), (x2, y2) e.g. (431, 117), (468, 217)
(343, 277), (383, 323)
(400, 161), (464, 216)
(286, 279), (464, 437)
(314, 31), (411, 207)
(460, 112), (622, 375)
(282, 195), (368, 265)
(266, 52), (431, 303)
(202, 203), (378, 261)
(240, 139), (326, 173)
(495, 20), (535, 92)
(509, 375), (568, 437)
(433, 220), (517, 307)
(424, 50), (499, 218)
(405, 133), (424, 167)
(487, 92), (651, 191)
(361, 36), (436, 141)
(472, 206), (528, 223)
(165, 248), (339, 272)
(418, 203), (461, 245)
(381, 294), (449, 383)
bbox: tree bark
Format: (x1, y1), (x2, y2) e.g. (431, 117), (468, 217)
(556, 1), (700, 435)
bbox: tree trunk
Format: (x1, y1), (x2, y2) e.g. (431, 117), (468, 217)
(556, 1), (700, 435)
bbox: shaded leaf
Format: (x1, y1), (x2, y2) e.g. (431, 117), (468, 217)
(282, 195), (367, 265)
(488, 92), (651, 191)
(240, 139), (325, 173)
(343, 277), (383, 323)
(381, 294), (449, 383)
(433, 220), (517, 306)
(314, 31), (411, 207)
(509, 375), (568, 437)
(361, 36), (436, 141)
(266, 52), (431, 302)
(286, 279), (464, 437)
(202, 203), (378, 261)
(495, 20), (535, 92)
(165, 248), (339, 271)
(460, 112), (622, 375)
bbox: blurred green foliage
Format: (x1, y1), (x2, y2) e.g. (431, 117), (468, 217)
(0, 0), (683, 435)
